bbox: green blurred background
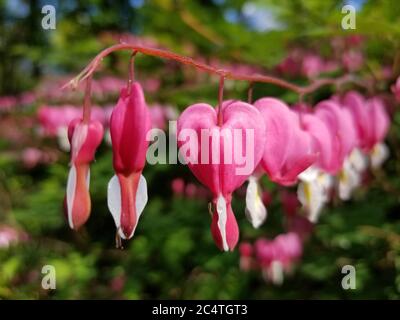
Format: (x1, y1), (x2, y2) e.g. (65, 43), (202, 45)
(1, 0), (400, 299)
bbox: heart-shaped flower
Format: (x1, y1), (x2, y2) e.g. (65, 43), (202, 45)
(314, 99), (358, 174)
(254, 98), (317, 186)
(177, 101), (266, 251)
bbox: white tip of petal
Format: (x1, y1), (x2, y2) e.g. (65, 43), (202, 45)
(107, 174), (148, 240)
(338, 159), (360, 201)
(66, 165), (77, 229)
(104, 129), (112, 146)
(370, 143), (389, 169)
(70, 123), (88, 161)
(298, 166), (319, 183)
(270, 261), (284, 286)
(245, 176), (267, 228)
(297, 181), (324, 223)
(216, 194), (229, 252)
(57, 127), (71, 152)
(349, 148), (368, 172)
(86, 168), (90, 189)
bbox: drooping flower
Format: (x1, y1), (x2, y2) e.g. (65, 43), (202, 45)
(315, 100), (358, 169)
(315, 99), (361, 201)
(239, 242), (254, 271)
(301, 54), (325, 79)
(342, 50), (364, 72)
(254, 232), (303, 285)
(38, 105), (106, 151)
(177, 101), (266, 251)
(365, 97), (390, 168)
(0, 225), (28, 249)
(21, 147), (43, 169)
(254, 98), (317, 186)
(296, 112), (335, 221)
(64, 118), (104, 230)
(107, 82), (152, 240)
(342, 92), (390, 169)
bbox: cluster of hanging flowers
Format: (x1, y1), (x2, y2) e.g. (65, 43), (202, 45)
(245, 91), (390, 228)
(64, 77), (152, 245)
(61, 43), (393, 252)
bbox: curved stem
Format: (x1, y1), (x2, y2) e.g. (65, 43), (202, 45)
(63, 43), (367, 97)
(127, 50), (137, 94)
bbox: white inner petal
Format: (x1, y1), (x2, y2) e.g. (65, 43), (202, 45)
(297, 179), (325, 223)
(370, 143), (389, 169)
(349, 148), (368, 172)
(270, 261), (284, 286)
(338, 158), (360, 201)
(107, 175), (122, 236)
(86, 168), (90, 189)
(71, 123), (88, 162)
(216, 194), (229, 252)
(104, 129), (112, 146)
(298, 166), (319, 183)
(66, 165), (77, 229)
(107, 174), (148, 239)
(245, 176), (267, 228)
(57, 126), (70, 152)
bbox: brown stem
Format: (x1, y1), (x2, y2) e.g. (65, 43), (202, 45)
(127, 50), (137, 92)
(63, 43), (367, 97)
(115, 231), (124, 249)
(82, 76), (92, 123)
(247, 82), (254, 104)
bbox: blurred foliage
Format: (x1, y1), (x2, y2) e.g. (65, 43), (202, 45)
(1, 0), (400, 299)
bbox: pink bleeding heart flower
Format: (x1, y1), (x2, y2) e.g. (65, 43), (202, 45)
(341, 91), (370, 151)
(301, 54), (325, 79)
(64, 118), (104, 230)
(254, 98), (317, 186)
(255, 232), (303, 285)
(239, 242), (254, 271)
(300, 112), (335, 174)
(274, 232), (303, 269)
(312, 99), (364, 202)
(314, 99), (358, 173)
(107, 82), (152, 240)
(365, 97), (390, 151)
(342, 50), (364, 72)
(293, 111), (336, 221)
(342, 92), (390, 151)
(0, 225), (28, 248)
(177, 101), (266, 251)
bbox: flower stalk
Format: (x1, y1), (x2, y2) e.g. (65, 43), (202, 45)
(63, 44), (367, 98)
